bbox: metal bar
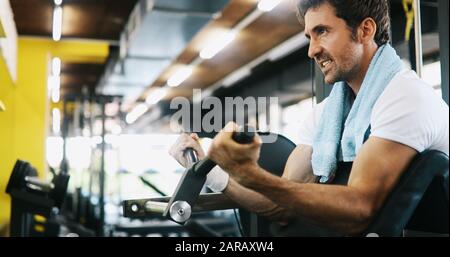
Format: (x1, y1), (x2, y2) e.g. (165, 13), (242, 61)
(61, 99), (68, 173)
(123, 193), (238, 218)
(234, 8), (263, 32)
(438, 0), (449, 104)
(152, 7), (217, 18)
(162, 165), (209, 222)
(139, 176), (167, 196)
(184, 148), (199, 168)
(98, 97), (106, 236)
(126, 55), (172, 61)
(87, 93), (94, 198)
(413, 0), (423, 77)
(24, 176), (54, 192)
(145, 201), (168, 213)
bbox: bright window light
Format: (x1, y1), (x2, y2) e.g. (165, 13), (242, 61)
(111, 124), (122, 135)
(46, 136), (64, 169)
(52, 57), (61, 76)
(48, 75), (60, 91)
(49, 75), (60, 103)
(52, 108), (61, 134)
(67, 136), (92, 170)
(91, 136), (103, 146)
(52, 6), (62, 41)
(52, 87), (60, 103)
(126, 103), (149, 124)
(200, 31), (236, 59)
(146, 88), (168, 105)
(54, 0), (63, 5)
(223, 68), (251, 87)
(117, 134), (182, 175)
(257, 0), (282, 12)
(105, 102), (120, 117)
(167, 66), (193, 87)
(281, 97), (316, 142)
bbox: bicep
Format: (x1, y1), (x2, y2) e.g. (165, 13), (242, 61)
(347, 137), (418, 210)
(282, 144), (316, 183)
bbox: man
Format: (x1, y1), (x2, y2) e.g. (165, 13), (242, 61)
(170, 0), (449, 236)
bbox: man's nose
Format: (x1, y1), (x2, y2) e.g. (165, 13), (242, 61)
(308, 39), (321, 59)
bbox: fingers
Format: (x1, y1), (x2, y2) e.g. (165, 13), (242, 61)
(253, 132), (263, 146)
(169, 134), (189, 155)
(190, 133), (199, 140)
(169, 133), (206, 167)
(208, 122), (261, 164)
(219, 121), (261, 148)
(222, 121), (239, 134)
(181, 138), (204, 156)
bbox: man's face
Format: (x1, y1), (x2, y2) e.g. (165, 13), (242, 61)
(304, 3), (363, 84)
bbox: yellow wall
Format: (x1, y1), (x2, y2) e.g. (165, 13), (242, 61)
(0, 37), (108, 228)
(0, 21), (5, 37)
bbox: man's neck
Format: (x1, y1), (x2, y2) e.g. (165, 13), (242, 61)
(347, 43), (379, 96)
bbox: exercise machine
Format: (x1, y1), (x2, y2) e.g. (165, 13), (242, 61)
(122, 127), (448, 237)
(5, 160), (70, 236)
(122, 127), (296, 236)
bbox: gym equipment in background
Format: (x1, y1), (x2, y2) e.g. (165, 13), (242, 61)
(5, 159), (70, 236)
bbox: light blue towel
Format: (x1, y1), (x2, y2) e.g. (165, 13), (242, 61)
(312, 44), (404, 183)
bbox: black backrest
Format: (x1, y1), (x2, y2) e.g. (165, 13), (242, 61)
(257, 133), (297, 176)
(363, 150), (449, 236)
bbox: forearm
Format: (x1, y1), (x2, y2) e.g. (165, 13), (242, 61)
(223, 177), (295, 223)
(244, 167), (375, 235)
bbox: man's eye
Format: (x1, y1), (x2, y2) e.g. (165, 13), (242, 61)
(318, 28), (327, 35)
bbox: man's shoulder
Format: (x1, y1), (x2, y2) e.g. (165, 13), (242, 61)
(388, 69), (433, 94)
(371, 68), (448, 132)
(370, 69), (449, 155)
(376, 69), (443, 108)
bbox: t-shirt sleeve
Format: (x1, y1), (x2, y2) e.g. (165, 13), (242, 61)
(298, 99), (327, 146)
(297, 107), (316, 146)
(370, 73), (444, 152)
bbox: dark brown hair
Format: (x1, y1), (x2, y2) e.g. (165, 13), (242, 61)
(296, 0), (391, 46)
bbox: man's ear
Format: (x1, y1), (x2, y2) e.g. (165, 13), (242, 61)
(358, 17), (377, 44)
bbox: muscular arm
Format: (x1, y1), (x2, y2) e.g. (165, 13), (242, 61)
(222, 145), (316, 222)
(238, 137), (417, 235)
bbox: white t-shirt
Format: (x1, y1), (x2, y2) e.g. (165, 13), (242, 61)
(298, 69), (449, 156)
